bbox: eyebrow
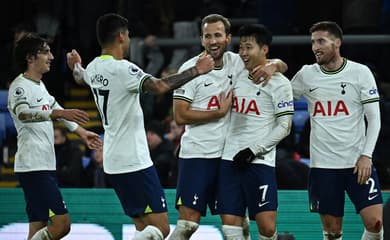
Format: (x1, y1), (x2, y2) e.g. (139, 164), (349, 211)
(38, 47), (50, 53)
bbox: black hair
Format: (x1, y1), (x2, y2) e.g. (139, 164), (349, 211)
(310, 21), (343, 41)
(96, 13), (128, 47)
(238, 24), (273, 47)
(13, 33), (47, 73)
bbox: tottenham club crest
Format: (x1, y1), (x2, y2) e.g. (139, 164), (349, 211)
(128, 66), (139, 75)
(13, 87), (25, 97)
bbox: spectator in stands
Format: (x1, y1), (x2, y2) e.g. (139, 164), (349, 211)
(296, 118), (310, 160)
(0, 23), (33, 89)
(66, 13), (215, 240)
(146, 120), (176, 188)
(276, 154), (309, 190)
(152, 68), (178, 122)
(8, 33), (102, 240)
(164, 118), (184, 156)
(84, 144), (110, 188)
(291, 21), (383, 240)
(54, 127), (85, 188)
(369, 64), (390, 190)
(375, 94), (390, 189)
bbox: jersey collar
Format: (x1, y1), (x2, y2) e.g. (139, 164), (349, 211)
(320, 58), (347, 75)
(99, 55), (114, 60)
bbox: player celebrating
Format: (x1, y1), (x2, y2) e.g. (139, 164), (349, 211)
(216, 24), (294, 240)
(8, 33), (102, 240)
(66, 13), (214, 240)
(169, 14), (287, 240)
(291, 21), (383, 240)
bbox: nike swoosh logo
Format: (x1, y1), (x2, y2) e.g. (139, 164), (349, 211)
(37, 98), (43, 102)
(228, 74), (233, 79)
(204, 82), (213, 87)
(258, 201), (269, 207)
(309, 87), (319, 92)
(368, 194), (378, 200)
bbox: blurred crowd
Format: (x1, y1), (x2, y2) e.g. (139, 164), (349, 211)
(1, 0), (390, 189)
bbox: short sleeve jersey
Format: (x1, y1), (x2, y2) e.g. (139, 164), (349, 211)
(222, 71), (294, 167)
(8, 75), (56, 172)
(84, 55), (153, 174)
(173, 51), (244, 158)
(291, 59), (380, 168)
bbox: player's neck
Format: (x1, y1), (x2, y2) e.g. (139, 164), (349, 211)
(101, 46), (124, 60)
(23, 70), (42, 83)
(321, 55), (344, 71)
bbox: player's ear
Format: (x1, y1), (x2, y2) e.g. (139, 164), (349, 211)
(226, 33), (232, 45)
(262, 45), (269, 55)
(118, 31), (126, 43)
(334, 38), (342, 48)
(26, 54), (34, 64)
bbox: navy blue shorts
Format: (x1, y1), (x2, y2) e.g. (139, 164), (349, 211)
(17, 171), (68, 222)
(107, 166), (167, 218)
(216, 160), (278, 220)
(309, 167), (383, 216)
(175, 158), (220, 216)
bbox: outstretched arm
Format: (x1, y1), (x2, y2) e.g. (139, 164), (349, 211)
(73, 126), (103, 150)
(15, 102), (89, 126)
(142, 53), (215, 94)
(251, 58), (288, 85)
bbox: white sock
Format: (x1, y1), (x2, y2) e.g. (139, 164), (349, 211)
(30, 227), (52, 240)
(133, 225), (163, 240)
(222, 225), (245, 240)
(323, 230), (342, 240)
(259, 231), (277, 240)
(361, 227), (383, 240)
(168, 219), (199, 240)
(242, 216), (251, 240)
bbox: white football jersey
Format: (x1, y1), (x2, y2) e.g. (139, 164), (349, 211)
(84, 55), (153, 174)
(222, 71), (294, 166)
(291, 59), (380, 168)
(8, 75), (56, 172)
(173, 51), (244, 158)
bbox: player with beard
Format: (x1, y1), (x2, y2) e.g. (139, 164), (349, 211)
(169, 14), (288, 240)
(291, 21), (383, 240)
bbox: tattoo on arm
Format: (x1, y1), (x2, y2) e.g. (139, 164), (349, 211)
(162, 67), (199, 90)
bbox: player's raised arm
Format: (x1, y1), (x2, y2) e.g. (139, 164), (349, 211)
(142, 53), (215, 94)
(66, 49), (86, 85)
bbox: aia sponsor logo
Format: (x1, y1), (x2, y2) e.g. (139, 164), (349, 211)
(313, 100), (349, 116)
(232, 97), (260, 115)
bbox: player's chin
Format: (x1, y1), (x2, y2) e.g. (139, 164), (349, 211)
(315, 56), (327, 65)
